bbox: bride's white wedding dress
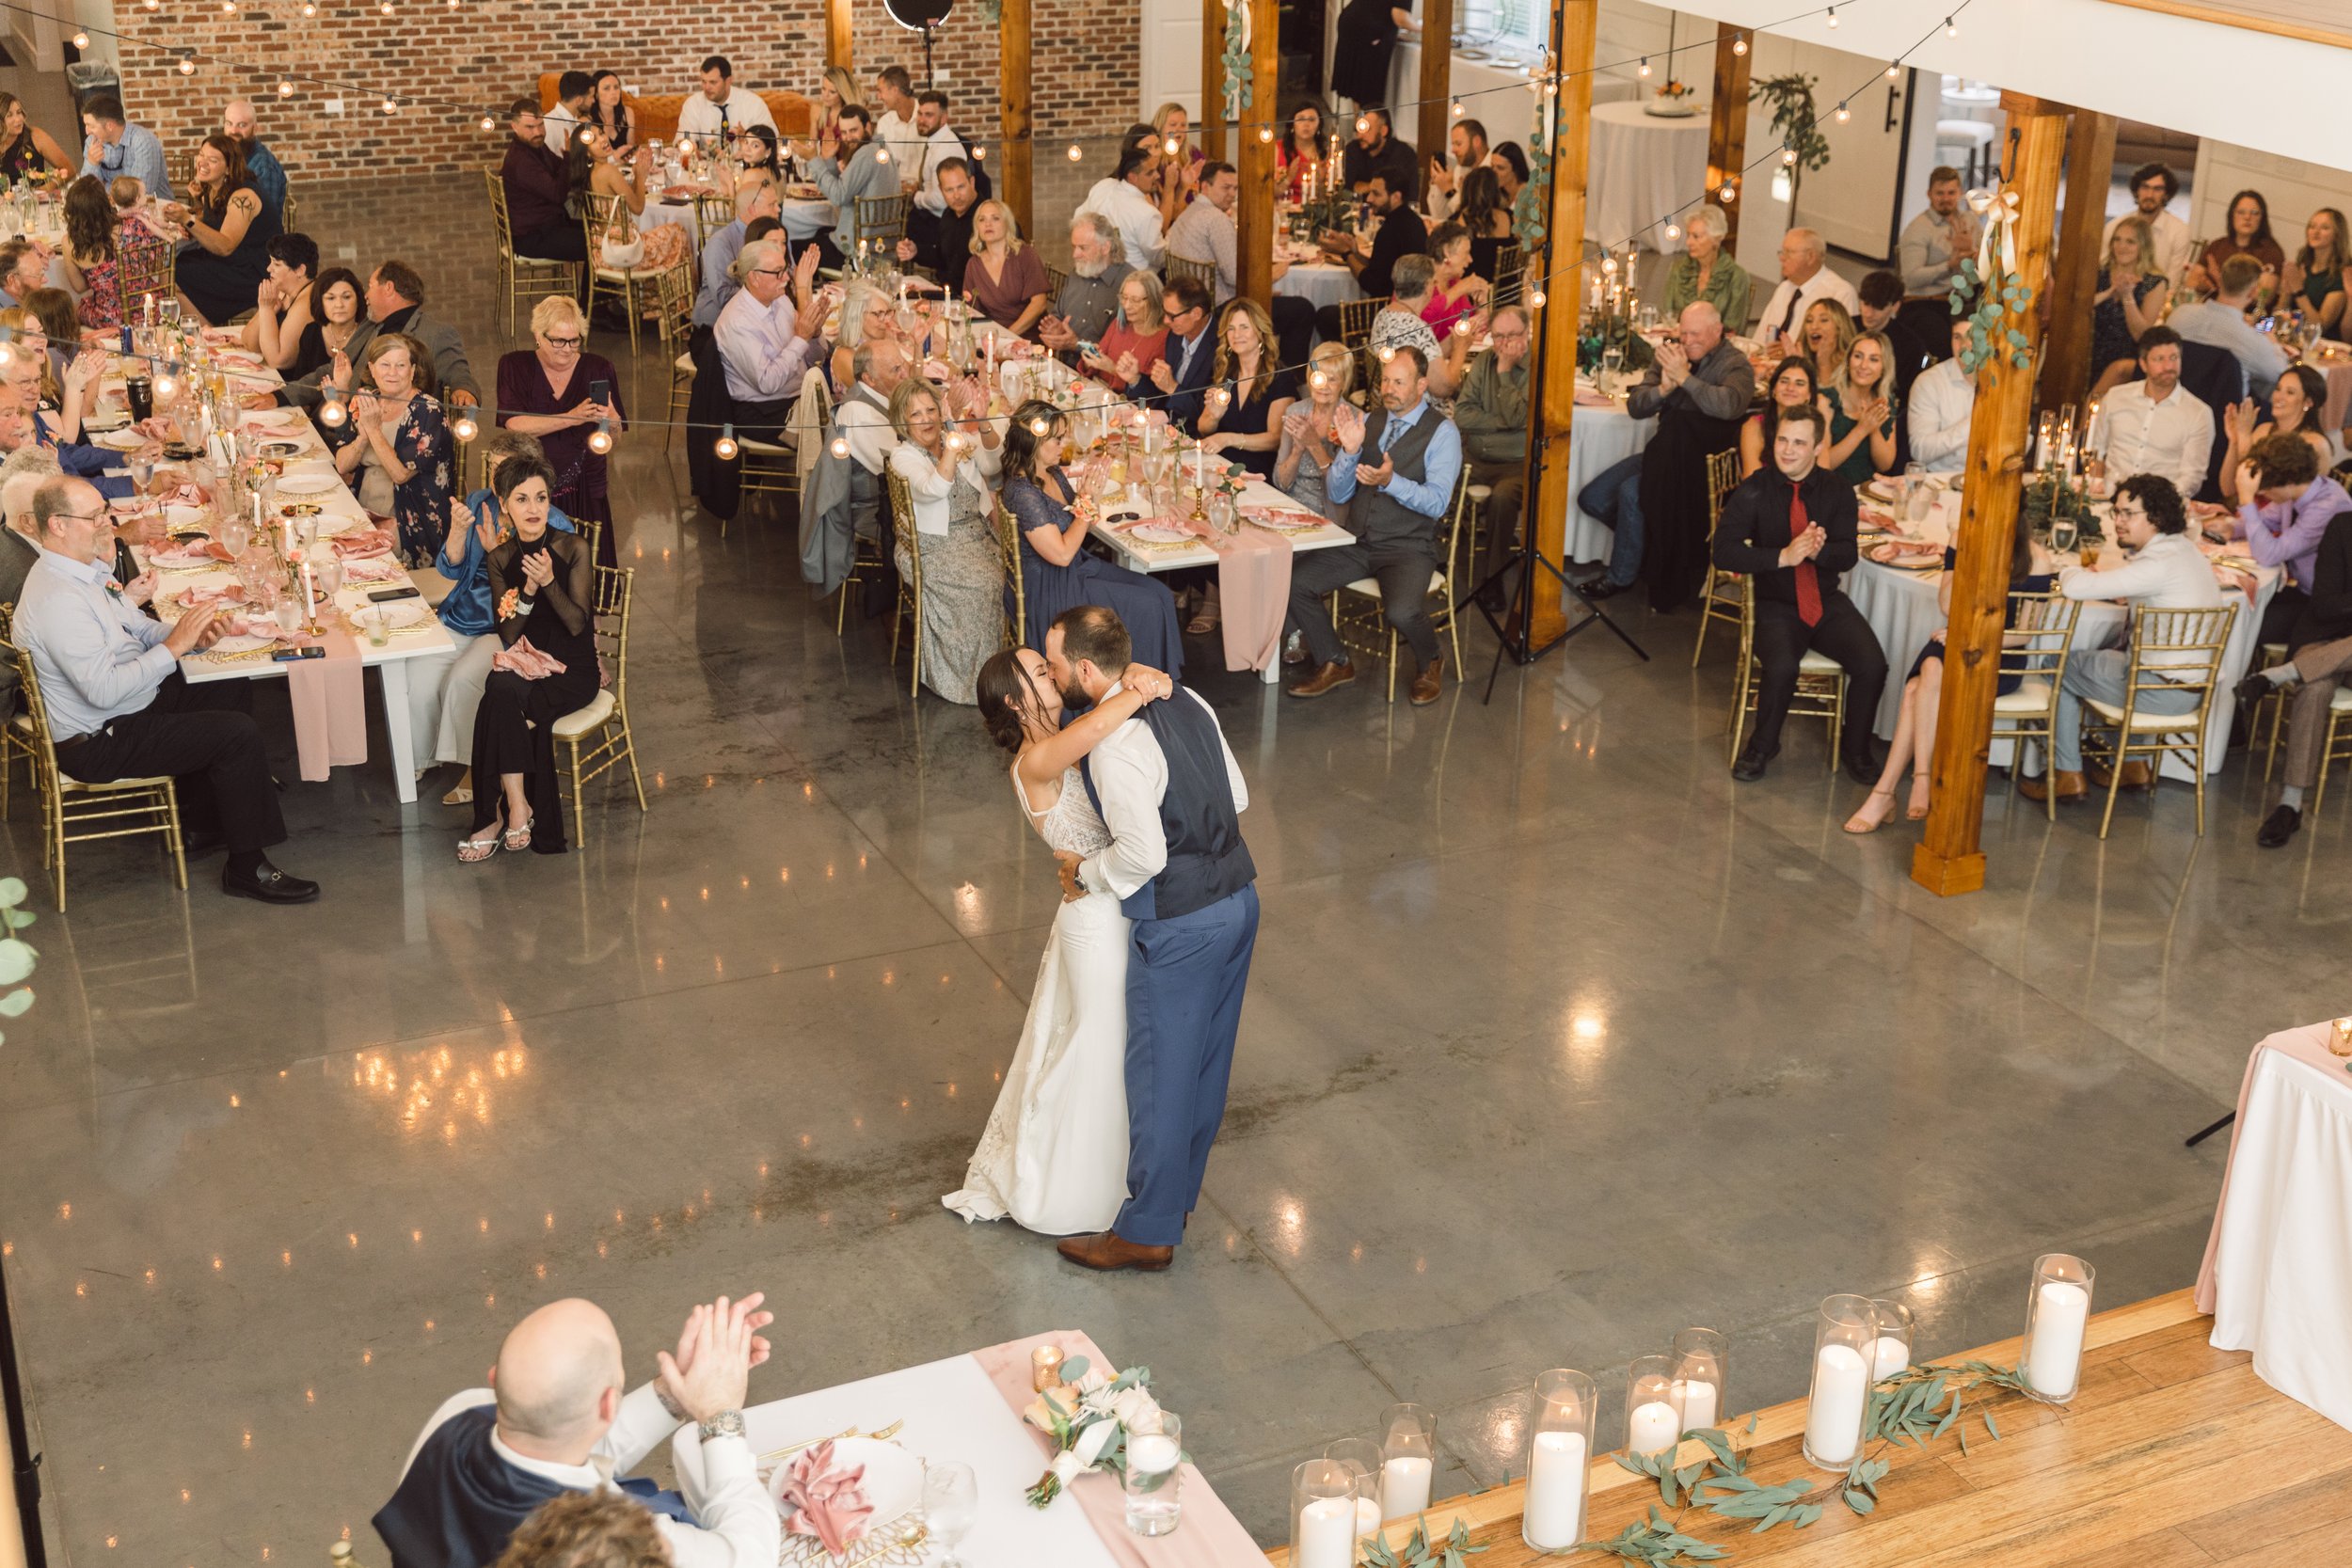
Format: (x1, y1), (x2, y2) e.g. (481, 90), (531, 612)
(942, 762), (1133, 1235)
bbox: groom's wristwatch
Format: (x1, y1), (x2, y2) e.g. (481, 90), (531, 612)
(697, 1409), (747, 1443)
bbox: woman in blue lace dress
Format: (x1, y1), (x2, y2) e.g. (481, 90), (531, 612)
(998, 399), (1183, 674)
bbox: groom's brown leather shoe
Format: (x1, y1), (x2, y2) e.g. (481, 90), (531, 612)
(1057, 1231), (1174, 1273)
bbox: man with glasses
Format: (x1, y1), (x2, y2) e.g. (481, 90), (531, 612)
(2103, 163), (2192, 284)
(1454, 305), (1531, 596)
(12, 475), (320, 903)
(1145, 275), (1217, 435)
(714, 236), (831, 440)
(695, 177), (781, 328)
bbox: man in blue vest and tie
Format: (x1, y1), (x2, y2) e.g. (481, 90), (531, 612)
(373, 1293), (779, 1568)
(1048, 605), (1260, 1272)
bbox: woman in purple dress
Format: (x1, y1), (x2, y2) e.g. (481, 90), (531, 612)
(496, 295), (627, 567)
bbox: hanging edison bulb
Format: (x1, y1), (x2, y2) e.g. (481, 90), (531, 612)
(1355, 115), (1370, 134)
(318, 388), (346, 426)
(178, 55), (196, 75)
(829, 436), (850, 458)
(1257, 124), (1274, 143)
(587, 420), (613, 455)
(1731, 32), (1747, 55)
(1067, 144), (1082, 162)
(479, 114), (495, 131)
(1833, 102), (1851, 124)
(451, 411), (480, 443)
(1637, 57), (1651, 78)
(1528, 287), (1547, 308)
(382, 97), (399, 116)
(284, 83), (300, 100)
(71, 28), (89, 47)
(713, 422), (739, 460)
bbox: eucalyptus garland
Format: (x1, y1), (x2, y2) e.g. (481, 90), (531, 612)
(1951, 258), (2036, 383)
(1220, 0), (1252, 122)
(1514, 71), (1551, 255)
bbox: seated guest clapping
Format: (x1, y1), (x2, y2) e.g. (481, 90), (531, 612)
(455, 473), (600, 861)
(2088, 215), (2169, 402)
(409, 445), (580, 810)
(12, 474), (319, 901)
(2023, 474), (2222, 802)
(1906, 318), (1976, 476)
(2091, 327), (2212, 498)
(2219, 364), (2333, 507)
(1453, 304), (1531, 580)
(887, 376), (1006, 705)
(829, 277), (911, 393)
(2209, 431), (2348, 647)
(1742, 357), (1823, 479)
(2239, 506), (2352, 848)
(1145, 274), (1216, 435)
(1001, 399), (1183, 673)
(279, 260), (482, 413)
(1275, 344), (1359, 527)
(373, 1293), (780, 1568)
(1079, 268), (1167, 393)
(1369, 255), (1450, 397)
(325, 333), (453, 566)
(1286, 346), (1461, 705)
(2, 354), (130, 499)
(1036, 214), (1130, 361)
(1711, 406), (1889, 784)
(714, 237), (830, 442)
(692, 178), (778, 329)
(1197, 299), (1296, 481)
(1820, 331), (1900, 485)
(798, 104), (897, 269)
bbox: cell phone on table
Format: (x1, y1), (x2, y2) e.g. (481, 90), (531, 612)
(367, 585), (421, 601)
(271, 646), (326, 661)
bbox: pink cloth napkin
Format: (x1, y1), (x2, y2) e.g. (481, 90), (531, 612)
(287, 628), (366, 782)
(342, 557), (405, 583)
(330, 528), (397, 560)
(492, 637), (568, 679)
(971, 1331), (1265, 1567)
(1191, 521), (1291, 673)
(2195, 1022), (2346, 1312)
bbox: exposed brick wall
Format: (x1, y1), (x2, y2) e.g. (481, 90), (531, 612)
(103, 0), (1140, 184)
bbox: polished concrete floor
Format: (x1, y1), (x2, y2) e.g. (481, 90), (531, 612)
(1, 176), (2344, 1565)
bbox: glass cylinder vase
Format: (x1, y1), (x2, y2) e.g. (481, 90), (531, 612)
(1321, 1438), (1382, 1539)
(2021, 1254), (2095, 1403)
(1624, 1354), (1678, 1456)
(1289, 1457), (1360, 1568)
(1801, 1295), (1879, 1470)
(1668, 1327), (1728, 1433)
(1867, 1300), (1915, 1381)
(1520, 1369), (1596, 1554)
(1376, 1403), (1437, 1522)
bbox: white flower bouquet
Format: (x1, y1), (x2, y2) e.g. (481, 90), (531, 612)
(1018, 1354), (1172, 1508)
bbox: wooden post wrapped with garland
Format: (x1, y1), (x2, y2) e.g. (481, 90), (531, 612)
(1233, 0), (1278, 305)
(1526, 1), (1600, 644)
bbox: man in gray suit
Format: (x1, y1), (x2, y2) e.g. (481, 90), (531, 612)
(274, 260), (481, 412)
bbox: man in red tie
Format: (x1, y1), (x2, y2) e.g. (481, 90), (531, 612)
(1710, 405), (1889, 783)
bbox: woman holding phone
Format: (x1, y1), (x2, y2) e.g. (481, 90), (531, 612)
(496, 294), (627, 567)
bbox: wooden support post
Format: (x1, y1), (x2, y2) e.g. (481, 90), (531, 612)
(1200, 0), (1228, 162)
(1913, 95), (2070, 898)
(825, 0), (853, 72)
(1705, 23), (1752, 251)
(1234, 0), (1278, 304)
(1416, 0), (1455, 191)
(1000, 0), (1032, 241)
(2040, 109), (2117, 408)
(1527, 0), (1600, 643)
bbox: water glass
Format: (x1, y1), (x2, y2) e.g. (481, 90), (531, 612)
(1600, 345), (1624, 388)
(1122, 1409), (1183, 1536)
(316, 556), (345, 601)
(920, 1460), (978, 1567)
(361, 609), (390, 648)
(2051, 516), (2077, 555)
(273, 598), (303, 639)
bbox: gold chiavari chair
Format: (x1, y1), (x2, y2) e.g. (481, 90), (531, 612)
(994, 499), (1026, 652)
(885, 466), (926, 697)
(851, 193), (913, 258)
(14, 647), (186, 911)
(2312, 686), (2352, 810)
(651, 254), (697, 356)
(1493, 242), (1523, 304)
(1335, 295), (1387, 350)
(1163, 253), (1216, 293)
(1331, 473), (1471, 702)
(692, 191), (736, 252)
(280, 187), (300, 232)
(580, 192), (674, 353)
(1986, 591), (2081, 821)
(484, 170), (580, 338)
(0, 606), (31, 821)
(2254, 642), (2294, 782)
(1726, 579), (1849, 768)
(2079, 602), (2237, 838)
(1689, 447), (1748, 667)
(552, 564), (646, 847)
(1043, 262), (1069, 300)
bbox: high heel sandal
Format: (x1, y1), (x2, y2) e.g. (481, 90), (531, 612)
(1842, 786), (1897, 835)
(1905, 770), (1932, 820)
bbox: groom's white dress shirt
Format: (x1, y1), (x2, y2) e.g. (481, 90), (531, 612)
(1079, 684), (1248, 902)
(398, 1385), (780, 1568)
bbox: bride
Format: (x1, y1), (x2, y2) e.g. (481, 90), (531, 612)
(944, 645), (1172, 1234)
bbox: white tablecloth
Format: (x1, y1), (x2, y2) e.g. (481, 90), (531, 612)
(1274, 261), (1359, 310)
(1587, 101), (1708, 254)
(780, 197), (838, 243)
(1558, 397), (1650, 566)
(2196, 1022), (2352, 1433)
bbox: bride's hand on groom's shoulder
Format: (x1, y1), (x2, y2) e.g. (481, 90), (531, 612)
(1123, 663), (1173, 701)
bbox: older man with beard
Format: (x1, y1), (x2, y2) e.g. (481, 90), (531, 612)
(1037, 213), (1130, 365)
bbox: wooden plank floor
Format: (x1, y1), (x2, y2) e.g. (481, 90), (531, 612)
(1265, 1290), (2352, 1565)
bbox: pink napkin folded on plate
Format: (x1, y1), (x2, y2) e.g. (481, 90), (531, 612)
(286, 627), (366, 782)
(331, 528), (398, 560)
(492, 637), (568, 679)
(342, 556), (405, 583)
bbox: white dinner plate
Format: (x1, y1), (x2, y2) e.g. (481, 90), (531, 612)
(364, 599), (430, 631)
(245, 408), (299, 430)
(208, 633), (277, 654)
(766, 1438), (924, 1566)
(278, 473), (340, 496)
(95, 428), (146, 451)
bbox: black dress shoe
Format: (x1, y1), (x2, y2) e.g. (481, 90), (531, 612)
(179, 831), (229, 860)
(2235, 671), (2280, 713)
(1843, 750), (1884, 788)
(221, 860), (321, 904)
(2256, 804), (2302, 848)
(1731, 747), (1772, 783)
(1581, 578), (1632, 601)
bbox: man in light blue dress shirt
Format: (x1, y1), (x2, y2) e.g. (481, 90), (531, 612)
(711, 237), (830, 438)
(13, 475), (319, 902)
(78, 96), (172, 202)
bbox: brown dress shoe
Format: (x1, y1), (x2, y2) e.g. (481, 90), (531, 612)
(1289, 658), (1356, 698)
(2019, 769), (2088, 803)
(1409, 655), (1444, 705)
(1057, 1230), (1174, 1272)
(2090, 759), (2153, 791)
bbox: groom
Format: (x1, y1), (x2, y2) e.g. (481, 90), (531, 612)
(1046, 605), (1260, 1273)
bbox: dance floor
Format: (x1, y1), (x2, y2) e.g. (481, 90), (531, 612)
(0, 175), (2344, 1560)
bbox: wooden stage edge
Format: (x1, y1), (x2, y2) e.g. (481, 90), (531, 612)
(1263, 1288), (2352, 1565)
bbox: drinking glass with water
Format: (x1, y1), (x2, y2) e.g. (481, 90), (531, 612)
(1123, 1410), (1184, 1536)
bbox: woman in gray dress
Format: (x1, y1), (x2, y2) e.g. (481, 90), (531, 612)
(886, 377), (1006, 704)
(1274, 341), (1358, 520)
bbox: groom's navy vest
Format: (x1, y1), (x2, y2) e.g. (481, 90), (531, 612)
(373, 1406), (691, 1568)
(1084, 687), (1255, 922)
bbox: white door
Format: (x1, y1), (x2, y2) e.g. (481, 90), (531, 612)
(1140, 0), (1203, 123)
(1735, 30), (1915, 263)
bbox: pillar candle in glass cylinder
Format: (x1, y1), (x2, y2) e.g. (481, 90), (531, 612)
(1669, 1327), (1728, 1433)
(2022, 1254), (2095, 1402)
(1802, 1295), (1879, 1469)
(1624, 1355), (1678, 1456)
(1867, 1300), (1915, 1381)
(1376, 1403), (1436, 1520)
(1290, 1458), (1359, 1568)
(1321, 1439), (1382, 1538)
(1521, 1369), (1596, 1553)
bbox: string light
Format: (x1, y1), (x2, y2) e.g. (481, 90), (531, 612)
(1826, 5), (1838, 25)
(153, 366), (181, 401)
(450, 412), (478, 442)
(1528, 287), (1547, 308)
(1833, 101), (1851, 124)
(1663, 222), (1680, 241)
(71, 28), (88, 47)
(1450, 101), (1463, 117)
(1731, 31), (1747, 55)
(143, 0), (158, 9)
(378, 0), (393, 11)
(1163, 136), (1180, 156)
(0, 343), (12, 367)
(1637, 57), (1650, 78)
(1945, 15), (1958, 35)
(299, 1), (314, 12)
(1886, 61), (1901, 80)
(1719, 181), (1737, 204)
(318, 387), (345, 427)
(874, 147), (890, 164)
(382, 97), (398, 116)
(220, 0), (236, 12)
(713, 422), (738, 461)
(829, 436), (850, 458)
(178, 55), (196, 75)
(1027, 416), (1049, 435)
(586, 420), (612, 455)
(1067, 144), (1082, 161)
(1257, 124), (1274, 143)
(970, 146), (984, 160)
(1355, 115), (1370, 133)
(1783, 148), (1798, 166)
(282, 82), (298, 99)
(480, 115), (495, 131)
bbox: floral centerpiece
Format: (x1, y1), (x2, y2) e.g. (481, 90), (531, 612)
(1645, 78), (1697, 118)
(1019, 1354), (1172, 1508)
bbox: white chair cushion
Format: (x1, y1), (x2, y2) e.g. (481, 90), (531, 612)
(58, 774), (172, 794)
(2085, 697), (2203, 731)
(738, 436), (790, 455)
(1993, 677), (2054, 715)
(2334, 687), (2352, 713)
(1343, 575), (1445, 599)
(9, 713), (28, 735)
(674, 353), (695, 374)
(594, 264), (668, 282)
(1797, 649), (1843, 674)
(552, 689), (617, 738)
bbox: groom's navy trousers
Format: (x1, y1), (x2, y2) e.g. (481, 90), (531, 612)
(1118, 883), (1261, 1247)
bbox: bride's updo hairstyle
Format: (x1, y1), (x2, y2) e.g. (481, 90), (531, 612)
(977, 649), (1041, 753)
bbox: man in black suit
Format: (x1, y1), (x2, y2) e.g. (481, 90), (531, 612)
(1313, 171), (1427, 345)
(1711, 405), (1888, 784)
(1148, 274), (1217, 435)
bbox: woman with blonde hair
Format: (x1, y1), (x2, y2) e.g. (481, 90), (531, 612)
(886, 375), (1006, 703)
(961, 198), (1051, 336)
(1821, 330), (1899, 485)
(1275, 341), (1357, 519)
(2089, 214), (2169, 401)
(816, 66), (859, 145)
(1796, 296), (1857, 380)
(1079, 269), (1167, 393)
(1151, 102), (1204, 168)
(497, 293), (626, 566)
(2282, 206), (2348, 334)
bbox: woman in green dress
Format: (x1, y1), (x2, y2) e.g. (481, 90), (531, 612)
(1660, 207), (1754, 330)
(1821, 331), (1899, 487)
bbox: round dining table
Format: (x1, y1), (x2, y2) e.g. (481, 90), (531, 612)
(1557, 385), (1650, 566)
(1586, 99), (1708, 254)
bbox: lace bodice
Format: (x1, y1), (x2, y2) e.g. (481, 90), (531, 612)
(1014, 762), (1114, 857)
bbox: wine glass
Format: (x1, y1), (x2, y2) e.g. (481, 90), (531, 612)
(220, 515), (251, 559)
(1600, 344), (1624, 389)
(315, 555), (346, 603)
(920, 1461), (978, 1568)
(2050, 515), (2077, 556)
(273, 597), (304, 640)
